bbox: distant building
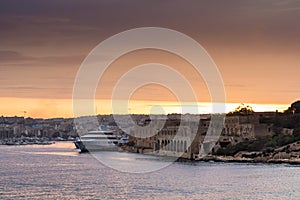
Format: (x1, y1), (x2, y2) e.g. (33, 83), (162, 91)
(223, 115), (273, 138)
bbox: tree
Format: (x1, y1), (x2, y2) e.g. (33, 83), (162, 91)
(284, 100), (300, 114)
(228, 104), (254, 116)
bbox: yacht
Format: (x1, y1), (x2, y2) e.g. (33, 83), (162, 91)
(74, 129), (119, 152)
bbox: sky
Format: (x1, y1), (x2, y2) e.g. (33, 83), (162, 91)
(0, 0), (299, 118)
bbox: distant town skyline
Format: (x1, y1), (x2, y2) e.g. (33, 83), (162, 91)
(0, 1), (299, 118)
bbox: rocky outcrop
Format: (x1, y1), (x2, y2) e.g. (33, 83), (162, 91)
(198, 141), (300, 164)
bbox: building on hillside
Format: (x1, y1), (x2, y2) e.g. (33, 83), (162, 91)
(223, 115), (273, 138)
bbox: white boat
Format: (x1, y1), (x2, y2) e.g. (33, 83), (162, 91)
(74, 129), (119, 152)
(118, 135), (129, 145)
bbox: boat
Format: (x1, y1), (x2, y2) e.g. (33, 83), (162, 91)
(74, 129), (119, 152)
(118, 135), (129, 145)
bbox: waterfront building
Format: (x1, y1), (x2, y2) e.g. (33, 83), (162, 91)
(127, 113), (277, 159)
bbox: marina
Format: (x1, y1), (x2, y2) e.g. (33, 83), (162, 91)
(0, 137), (54, 146)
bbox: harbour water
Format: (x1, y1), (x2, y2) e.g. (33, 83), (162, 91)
(0, 142), (299, 199)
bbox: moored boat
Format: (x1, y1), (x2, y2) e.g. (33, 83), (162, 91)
(74, 129), (119, 152)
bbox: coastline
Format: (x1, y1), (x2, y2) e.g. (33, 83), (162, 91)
(197, 155), (300, 165)
(121, 142), (300, 165)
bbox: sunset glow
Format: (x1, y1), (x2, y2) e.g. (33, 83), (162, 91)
(0, 1), (299, 118)
(0, 97), (289, 118)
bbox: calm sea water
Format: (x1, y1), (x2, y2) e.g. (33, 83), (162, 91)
(0, 142), (299, 200)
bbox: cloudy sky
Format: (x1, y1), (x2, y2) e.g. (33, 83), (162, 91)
(0, 0), (299, 117)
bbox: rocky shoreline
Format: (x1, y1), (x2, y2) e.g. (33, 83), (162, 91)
(197, 155), (300, 165)
(198, 141), (300, 165)
(122, 140), (300, 165)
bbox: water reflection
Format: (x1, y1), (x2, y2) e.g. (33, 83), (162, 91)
(0, 142), (300, 199)
(90, 151), (175, 173)
(30, 151), (78, 157)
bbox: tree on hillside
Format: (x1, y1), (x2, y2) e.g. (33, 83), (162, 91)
(284, 100), (300, 114)
(228, 104), (254, 116)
